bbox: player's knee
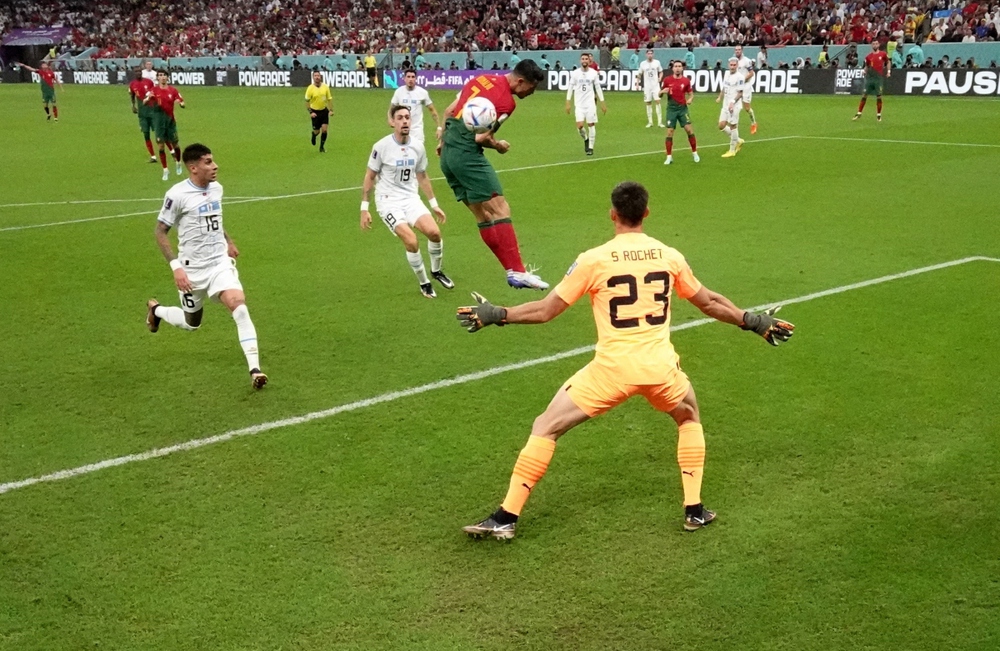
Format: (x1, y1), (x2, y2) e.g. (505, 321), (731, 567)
(530, 414), (561, 440)
(425, 228), (442, 243)
(184, 310), (203, 330)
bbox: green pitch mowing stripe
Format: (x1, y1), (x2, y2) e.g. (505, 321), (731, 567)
(2, 255), (995, 497)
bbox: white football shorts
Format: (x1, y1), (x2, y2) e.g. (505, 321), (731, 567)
(376, 195), (430, 234)
(178, 257), (243, 313)
(643, 87), (660, 103)
(741, 86), (753, 103)
(574, 105), (598, 124)
(719, 104), (741, 125)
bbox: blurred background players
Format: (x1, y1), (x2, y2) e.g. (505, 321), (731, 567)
(854, 40), (890, 122)
(128, 67), (157, 162)
(717, 58), (745, 158)
(361, 105), (453, 298)
(438, 60), (549, 290)
(565, 52), (606, 156)
(18, 61), (62, 121)
(661, 60), (699, 165)
(733, 45), (758, 133)
(145, 70), (185, 180)
(146, 143), (267, 390)
(456, 181), (795, 540)
(636, 49), (664, 128)
(305, 71), (333, 152)
(389, 69), (441, 146)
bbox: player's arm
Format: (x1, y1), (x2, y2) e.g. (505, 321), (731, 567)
(130, 87), (138, 113)
(326, 88), (333, 113)
(457, 291), (570, 332)
(595, 79), (607, 112)
(686, 286), (795, 346)
(176, 91), (185, 109)
(154, 220), (193, 292)
(475, 131), (510, 154)
(223, 230), (239, 258)
(565, 79), (573, 113)
(426, 101), (442, 135)
(416, 170), (445, 223)
(359, 168), (377, 230)
(685, 83), (694, 105)
(18, 63), (38, 72)
(443, 97), (459, 119)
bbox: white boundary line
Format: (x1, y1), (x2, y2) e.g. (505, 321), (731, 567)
(803, 135), (1000, 149)
(0, 196), (265, 210)
(0, 136), (791, 233)
(2, 255), (997, 497)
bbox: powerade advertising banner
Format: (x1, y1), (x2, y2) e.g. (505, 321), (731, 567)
(544, 68), (823, 94)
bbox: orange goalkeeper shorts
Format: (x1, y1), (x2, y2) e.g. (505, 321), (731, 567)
(562, 362), (692, 418)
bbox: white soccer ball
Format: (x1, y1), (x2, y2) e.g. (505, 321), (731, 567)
(462, 97), (497, 134)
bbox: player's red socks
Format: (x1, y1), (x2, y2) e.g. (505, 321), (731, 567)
(144, 140), (155, 156)
(876, 98), (883, 113)
(858, 98), (867, 113)
(478, 218), (526, 273)
(158, 151), (168, 168)
(665, 137), (673, 155)
(52, 106), (58, 119)
(688, 134), (697, 152)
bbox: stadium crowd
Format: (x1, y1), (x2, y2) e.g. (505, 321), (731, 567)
(2, 0), (1000, 59)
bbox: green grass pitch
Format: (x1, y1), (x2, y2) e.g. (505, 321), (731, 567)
(1, 82), (1000, 650)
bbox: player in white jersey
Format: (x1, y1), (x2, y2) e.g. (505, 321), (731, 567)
(389, 69), (441, 145)
(361, 104), (453, 299)
(733, 45), (758, 133)
(716, 59), (745, 158)
(140, 60), (157, 82)
(635, 49), (665, 128)
(146, 143), (267, 389)
(565, 52), (607, 156)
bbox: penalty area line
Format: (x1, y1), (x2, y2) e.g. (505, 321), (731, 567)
(1, 255), (997, 497)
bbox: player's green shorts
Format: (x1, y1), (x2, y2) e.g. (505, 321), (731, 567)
(137, 106), (154, 137)
(439, 119), (504, 204)
(865, 76), (884, 96)
(153, 112), (179, 144)
(666, 104), (691, 128)
(41, 85), (56, 103)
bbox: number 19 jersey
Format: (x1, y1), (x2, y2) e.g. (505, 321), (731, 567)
(367, 134), (428, 203)
(553, 232), (703, 384)
(157, 179), (226, 269)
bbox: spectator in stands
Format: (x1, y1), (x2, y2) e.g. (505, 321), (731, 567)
(628, 49), (639, 70)
(684, 45), (696, 70)
(908, 41), (926, 67)
(756, 45), (768, 70)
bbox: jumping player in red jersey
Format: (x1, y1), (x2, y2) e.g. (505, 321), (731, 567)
(18, 61), (62, 121)
(661, 61), (699, 165)
(129, 69), (157, 162)
(854, 40), (891, 122)
(145, 70), (186, 181)
(438, 60), (549, 290)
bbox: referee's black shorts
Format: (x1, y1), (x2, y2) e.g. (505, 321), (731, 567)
(310, 107), (329, 129)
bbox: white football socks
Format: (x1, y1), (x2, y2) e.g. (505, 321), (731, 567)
(588, 126), (596, 150)
(748, 108), (756, 124)
(406, 250), (429, 284)
(427, 240), (443, 273)
(730, 126), (740, 150)
(154, 305), (197, 331)
(231, 304), (260, 371)
(645, 105), (652, 124)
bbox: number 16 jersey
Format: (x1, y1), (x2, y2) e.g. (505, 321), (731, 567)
(157, 179), (226, 270)
(553, 232), (703, 384)
(368, 134), (428, 203)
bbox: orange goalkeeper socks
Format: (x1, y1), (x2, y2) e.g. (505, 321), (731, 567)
(500, 435), (556, 516)
(677, 422), (706, 506)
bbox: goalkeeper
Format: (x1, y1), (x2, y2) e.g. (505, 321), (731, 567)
(456, 180), (795, 541)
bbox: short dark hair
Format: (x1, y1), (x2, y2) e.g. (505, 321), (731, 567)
(389, 104), (410, 118)
(182, 143), (212, 164)
(611, 181), (649, 226)
(156, 69), (168, 76)
(404, 69), (416, 77)
(512, 59), (544, 84)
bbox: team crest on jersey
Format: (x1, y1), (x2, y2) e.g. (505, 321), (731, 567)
(197, 200), (221, 214)
(565, 261), (578, 276)
(163, 198), (173, 210)
(371, 150), (378, 159)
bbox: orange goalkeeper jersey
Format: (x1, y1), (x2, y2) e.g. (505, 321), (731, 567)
(553, 232), (703, 384)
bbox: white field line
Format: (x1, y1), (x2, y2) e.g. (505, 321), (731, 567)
(802, 135), (1000, 148)
(0, 196), (264, 210)
(0, 136), (796, 233)
(2, 255), (997, 497)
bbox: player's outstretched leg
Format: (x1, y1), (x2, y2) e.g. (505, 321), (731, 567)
(52, 104), (59, 121)
(854, 95), (867, 121)
(396, 223), (435, 298)
(220, 291), (266, 389)
(469, 197), (548, 290)
(746, 103), (757, 134)
(577, 122), (588, 154)
(320, 124), (328, 153)
(144, 136), (156, 163)
(44, 104), (51, 120)
(721, 122), (739, 158)
(463, 389), (589, 541)
(665, 386), (716, 531)
(148, 299), (200, 332)
(414, 214), (453, 290)
(685, 125), (699, 162)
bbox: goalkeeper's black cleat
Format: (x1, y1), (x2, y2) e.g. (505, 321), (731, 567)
(683, 504), (717, 531)
(419, 282), (437, 299)
(431, 270), (455, 289)
(463, 514), (516, 541)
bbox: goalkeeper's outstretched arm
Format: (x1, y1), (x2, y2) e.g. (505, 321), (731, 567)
(686, 286), (795, 346)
